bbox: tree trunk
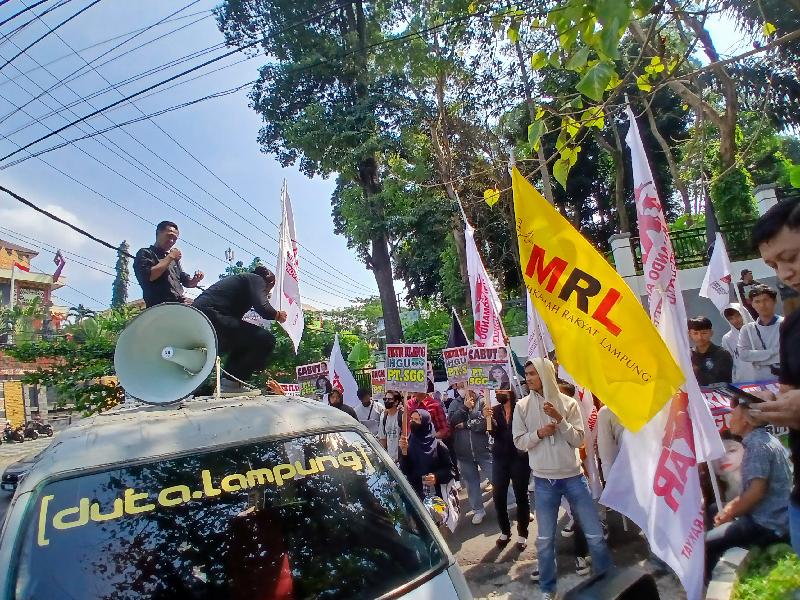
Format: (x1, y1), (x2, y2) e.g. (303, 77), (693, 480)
(642, 98), (692, 219)
(370, 230), (403, 343)
(451, 219), (472, 312)
(594, 124), (630, 233)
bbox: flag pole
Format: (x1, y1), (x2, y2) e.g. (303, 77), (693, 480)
(9, 263), (16, 308)
(276, 180), (287, 314)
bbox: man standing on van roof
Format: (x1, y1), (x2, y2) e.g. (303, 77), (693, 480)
(133, 221), (204, 307)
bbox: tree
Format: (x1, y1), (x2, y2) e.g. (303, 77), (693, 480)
(68, 304), (96, 324)
(219, 257), (263, 279)
(5, 307), (139, 415)
(217, 0), (404, 342)
(111, 240), (130, 308)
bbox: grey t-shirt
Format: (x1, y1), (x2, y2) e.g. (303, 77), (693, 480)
(741, 427), (792, 534)
(378, 410), (402, 463)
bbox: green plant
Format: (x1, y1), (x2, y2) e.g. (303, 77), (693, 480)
(5, 307), (139, 415)
(732, 544), (800, 600)
(111, 241), (130, 308)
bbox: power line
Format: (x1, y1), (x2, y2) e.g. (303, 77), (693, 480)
(0, 0), (102, 73)
(0, 0), (74, 47)
(0, 0), (204, 125)
(0, 58), (365, 301)
(0, 0), (55, 28)
(0, 225), (116, 271)
(0, 8), (212, 86)
(2, 2), (376, 296)
(0, 183), (127, 255)
(0, 0), (349, 162)
(0, 226), (116, 276)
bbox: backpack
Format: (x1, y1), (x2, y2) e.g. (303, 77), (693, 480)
(381, 408), (403, 434)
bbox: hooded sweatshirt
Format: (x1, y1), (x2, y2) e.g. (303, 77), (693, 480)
(720, 303), (757, 383)
(512, 357), (584, 479)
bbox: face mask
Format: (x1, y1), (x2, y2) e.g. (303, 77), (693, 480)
(384, 400), (396, 409)
(497, 394), (510, 405)
(410, 421), (424, 434)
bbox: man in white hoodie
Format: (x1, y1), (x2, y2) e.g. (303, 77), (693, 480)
(721, 304), (756, 383)
(512, 358), (612, 598)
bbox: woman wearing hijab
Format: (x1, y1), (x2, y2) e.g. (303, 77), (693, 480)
(399, 409), (454, 499)
(483, 388), (531, 550)
(512, 358), (612, 599)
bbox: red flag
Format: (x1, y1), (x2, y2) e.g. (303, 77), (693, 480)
(13, 261), (29, 272)
(53, 250), (66, 281)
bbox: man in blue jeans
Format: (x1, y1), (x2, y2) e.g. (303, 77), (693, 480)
(512, 358), (612, 598)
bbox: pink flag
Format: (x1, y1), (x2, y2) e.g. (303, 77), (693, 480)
(465, 223), (504, 347)
(601, 106), (724, 600)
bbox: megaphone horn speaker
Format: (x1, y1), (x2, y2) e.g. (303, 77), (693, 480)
(115, 303), (218, 405)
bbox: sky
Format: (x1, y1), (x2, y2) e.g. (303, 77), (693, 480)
(0, 1), (750, 314)
(0, 0), (381, 312)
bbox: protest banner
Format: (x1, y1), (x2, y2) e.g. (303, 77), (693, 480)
(703, 381), (783, 436)
(442, 347), (469, 385)
(385, 344), (428, 392)
(371, 369), (386, 402)
(296, 361), (330, 398)
(467, 345), (513, 391)
(281, 383), (301, 397)
(513, 167), (683, 431)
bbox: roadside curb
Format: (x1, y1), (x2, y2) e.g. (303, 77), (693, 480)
(705, 546), (751, 600)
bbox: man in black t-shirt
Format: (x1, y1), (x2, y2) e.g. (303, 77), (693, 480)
(688, 316), (733, 385)
(133, 221), (204, 307)
(750, 197), (800, 557)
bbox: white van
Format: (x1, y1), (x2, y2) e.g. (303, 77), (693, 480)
(0, 395), (472, 600)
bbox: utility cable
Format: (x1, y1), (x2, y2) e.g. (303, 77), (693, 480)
(0, 0), (203, 125)
(0, 0), (102, 73)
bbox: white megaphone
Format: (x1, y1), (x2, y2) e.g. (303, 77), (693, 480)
(114, 303), (218, 404)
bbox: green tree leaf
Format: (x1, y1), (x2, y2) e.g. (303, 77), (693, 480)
(790, 164), (800, 188)
(581, 106), (605, 129)
(530, 51), (548, 70)
(553, 157), (572, 188)
(565, 47), (591, 71)
(484, 188), (501, 206)
(527, 120), (545, 148)
(576, 61), (614, 101)
(636, 74), (653, 92)
(507, 24), (519, 44)
(763, 21), (777, 37)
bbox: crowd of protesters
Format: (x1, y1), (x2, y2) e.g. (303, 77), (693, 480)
(268, 196), (800, 597)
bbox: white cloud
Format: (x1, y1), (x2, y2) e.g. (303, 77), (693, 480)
(0, 197), (89, 251)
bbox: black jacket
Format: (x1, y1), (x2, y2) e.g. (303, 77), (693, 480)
(691, 343), (733, 386)
(488, 401), (529, 466)
(400, 441), (454, 499)
(192, 273), (277, 320)
(779, 309), (800, 503)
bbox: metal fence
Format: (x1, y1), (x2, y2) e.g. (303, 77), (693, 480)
(629, 218), (758, 274)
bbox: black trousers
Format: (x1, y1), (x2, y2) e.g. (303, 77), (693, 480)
(492, 455), (531, 537)
(198, 308), (276, 381)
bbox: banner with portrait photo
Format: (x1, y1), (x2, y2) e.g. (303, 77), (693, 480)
(295, 361), (330, 398)
(467, 345), (513, 391)
(442, 347), (469, 385)
(385, 344), (428, 392)
(371, 369), (386, 402)
(281, 383), (302, 397)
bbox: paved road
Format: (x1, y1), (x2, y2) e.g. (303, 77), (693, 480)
(0, 437), (54, 523)
(445, 486), (686, 599)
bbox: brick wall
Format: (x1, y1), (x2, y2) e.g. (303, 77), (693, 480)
(0, 349), (61, 377)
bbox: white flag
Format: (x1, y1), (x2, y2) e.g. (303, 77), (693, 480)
(576, 387), (603, 499)
(699, 232), (734, 314)
(465, 223), (505, 347)
(276, 181), (304, 352)
(527, 292), (554, 359)
(602, 106), (724, 600)
(328, 333), (359, 408)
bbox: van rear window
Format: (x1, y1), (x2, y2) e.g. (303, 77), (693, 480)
(13, 431), (445, 599)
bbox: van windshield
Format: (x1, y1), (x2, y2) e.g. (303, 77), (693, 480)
(14, 431), (445, 600)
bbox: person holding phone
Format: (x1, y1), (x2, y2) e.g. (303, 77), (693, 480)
(737, 285), (783, 380)
(705, 399), (791, 578)
(751, 197), (800, 556)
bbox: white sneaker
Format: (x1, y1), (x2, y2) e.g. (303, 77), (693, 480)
(471, 510), (486, 525)
(541, 593), (556, 600)
(575, 556), (590, 576)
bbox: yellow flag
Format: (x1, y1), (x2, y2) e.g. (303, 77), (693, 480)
(512, 168), (683, 431)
